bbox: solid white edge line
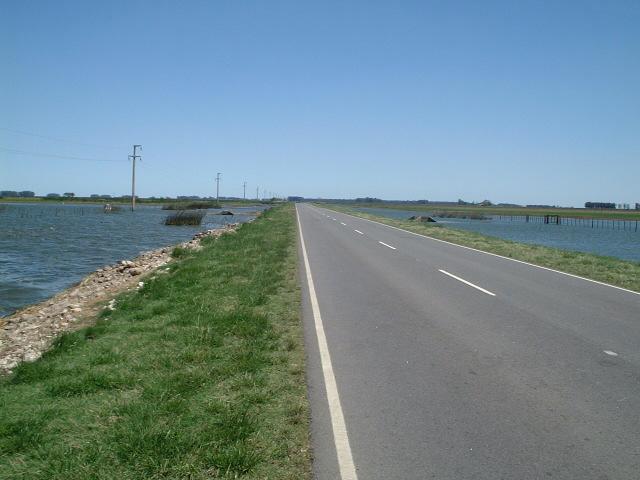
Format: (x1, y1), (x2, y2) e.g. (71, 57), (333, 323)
(354, 230), (364, 235)
(438, 269), (496, 296)
(297, 206), (358, 480)
(314, 206), (640, 297)
(378, 241), (397, 250)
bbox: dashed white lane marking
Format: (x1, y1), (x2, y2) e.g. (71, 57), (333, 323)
(296, 207), (359, 480)
(340, 222), (347, 226)
(318, 207), (640, 297)
(378, 241), (397, 250)
(604, 350), (619, 357)
(354, 230), (364, 235)
(438, 269), (496, 296)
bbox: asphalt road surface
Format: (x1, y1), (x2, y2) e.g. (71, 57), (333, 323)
(296, 203), (640, 480)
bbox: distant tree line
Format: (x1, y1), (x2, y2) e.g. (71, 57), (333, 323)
(585, 202), (616, 209)
(0, 190), (35, 197)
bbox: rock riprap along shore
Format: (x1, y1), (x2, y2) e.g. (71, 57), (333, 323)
(0, 224), (238, 375)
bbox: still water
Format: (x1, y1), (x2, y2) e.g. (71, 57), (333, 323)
(356, 207), (640, 263)
(0, 203), (267, 317)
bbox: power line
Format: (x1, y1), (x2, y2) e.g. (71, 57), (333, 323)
(136, 159), (175, 176)
(0, 146), (127, 163)
(0, 127), (124, 150)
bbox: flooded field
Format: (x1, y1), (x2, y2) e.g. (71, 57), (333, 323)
(356, 207), (640, 263)
(0, 203), (268, 316)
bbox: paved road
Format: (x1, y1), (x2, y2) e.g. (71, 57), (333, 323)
(296, 203), (640, 480)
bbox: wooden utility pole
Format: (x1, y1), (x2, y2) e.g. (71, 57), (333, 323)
(129, 145), (142, 211)
(243, 181), (247, 200)
(215, 172), (221, 203)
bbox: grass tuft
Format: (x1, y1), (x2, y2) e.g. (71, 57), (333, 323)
(164, 210), (205, 225)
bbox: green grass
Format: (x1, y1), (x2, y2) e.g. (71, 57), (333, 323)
(0, 204), (311, 479)
(321, 204), (640, 293)
(330, 202), (640, 220)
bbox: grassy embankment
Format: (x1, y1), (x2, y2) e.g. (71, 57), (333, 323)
(0, 204), (311, 479)
(321, 204), (640, 293)
(333, 202), (640, 221)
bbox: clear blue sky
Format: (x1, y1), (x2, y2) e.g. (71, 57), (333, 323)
(1, 0), (638, 206)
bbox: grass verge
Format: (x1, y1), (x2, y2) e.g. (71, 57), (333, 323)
(321, 204), (640, 293)
(0, 204), (311, 479)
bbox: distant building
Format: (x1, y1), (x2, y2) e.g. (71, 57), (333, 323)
(46, 193), (61, 198)
(585, 202), (615, 209)
(63, 192), (75, 198)
(90, 194), (101, 198)
(288, 196), (304, 202)
(636, 203), (640, 210)
(19, 191), (35, 197)
(1, 190), (18, 197)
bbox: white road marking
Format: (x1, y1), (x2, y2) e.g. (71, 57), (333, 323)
(378, 241), (397, 250)
(319, 207), (640, 297)
(296, 207), (359, 480)
(438, 269), (496, 296)
(340, 222), (347, 226)
(354, 230), (364, 235)
(604, 350), (619, 357)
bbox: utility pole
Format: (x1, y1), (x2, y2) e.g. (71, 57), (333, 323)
(129, 144), (142, 211)
(215, 172), (221, 203)
(256, 186), (259, 200)
(243, 181), (247, 200)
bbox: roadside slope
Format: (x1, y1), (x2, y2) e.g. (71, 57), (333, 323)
(0, 204), (311, 479)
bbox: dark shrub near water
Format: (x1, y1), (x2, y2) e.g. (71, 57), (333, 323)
(164, 210), (205, 226)
(432, 211), (488, 220)
(162, 201), (220, 210)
